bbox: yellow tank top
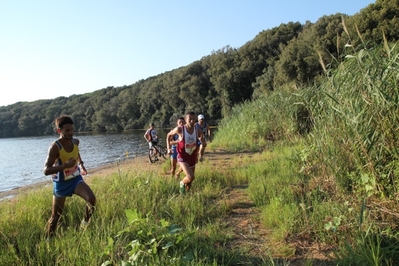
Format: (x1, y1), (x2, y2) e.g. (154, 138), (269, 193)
(52, 139), (81, 182)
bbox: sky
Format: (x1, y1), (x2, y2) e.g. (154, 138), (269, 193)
(0, 0), (375, 107)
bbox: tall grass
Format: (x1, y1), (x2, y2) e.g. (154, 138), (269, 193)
(211, 88), (299, 152)
(210, 36), (399, 262)
(295, 37), (399, 262)
(300, 41), (399, 198)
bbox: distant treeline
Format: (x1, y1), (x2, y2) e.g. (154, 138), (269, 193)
(0, 0), (397, 138)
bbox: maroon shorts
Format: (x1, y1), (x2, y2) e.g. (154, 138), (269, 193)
(177, 151), (198, 168)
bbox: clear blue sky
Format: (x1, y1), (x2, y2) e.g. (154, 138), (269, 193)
(0, 0), (375, 107)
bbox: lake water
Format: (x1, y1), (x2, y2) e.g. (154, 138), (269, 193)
(0, 129), (169, 193)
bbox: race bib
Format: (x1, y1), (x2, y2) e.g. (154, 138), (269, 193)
(64, 164), (80, 180)
(185, 143), (196, 155)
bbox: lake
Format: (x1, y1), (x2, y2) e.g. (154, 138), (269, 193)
(0, 129), (169, 193)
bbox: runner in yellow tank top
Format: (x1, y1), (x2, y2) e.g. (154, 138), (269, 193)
(43, 115), (96, 239)
(51, 138), (80, 182)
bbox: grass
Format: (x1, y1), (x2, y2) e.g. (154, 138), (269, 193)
(0, 151), (260, 265)
(2, 139), (399, 264)
(1, 144), (324, 265)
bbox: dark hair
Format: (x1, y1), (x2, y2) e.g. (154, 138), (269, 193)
(185, 111), (195, 117)
(177, 117), (184, 120)
(55, 115), (74, 129)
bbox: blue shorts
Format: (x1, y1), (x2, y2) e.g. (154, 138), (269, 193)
(171, 145), (177, 159)
(53, 175), (84, 198)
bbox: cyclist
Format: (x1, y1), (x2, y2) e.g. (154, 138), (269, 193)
(144, 122), (159, 160)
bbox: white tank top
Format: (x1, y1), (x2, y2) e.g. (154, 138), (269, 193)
(183, 126), (197, 155)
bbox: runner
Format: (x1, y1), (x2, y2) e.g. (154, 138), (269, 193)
(169, 117), (185, 178)
(195, 114), (211, 162)
(43, 115), (96, 238)
(167, 111), (205, 194)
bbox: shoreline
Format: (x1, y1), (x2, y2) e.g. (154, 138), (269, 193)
(0, 154), (154, 201)
(0, 149), (240, 202)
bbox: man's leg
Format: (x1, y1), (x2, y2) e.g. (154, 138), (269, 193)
(171, 157), (177, 176)
(178, 162), (195, 193)
(198, 144), (205, 162)
(149, 142), (158, 158)
(175, 166), (183, 179)
(74, 182), (96, 223)
(47, 196), (66, 238)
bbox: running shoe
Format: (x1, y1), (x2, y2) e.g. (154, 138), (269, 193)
(179, 181), (186, 194)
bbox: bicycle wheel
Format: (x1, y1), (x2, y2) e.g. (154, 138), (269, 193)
(159, 146), (167, 159)
(148, 147), (157, 163)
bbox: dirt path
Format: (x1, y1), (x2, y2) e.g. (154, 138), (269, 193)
(203, 150), (334, 265)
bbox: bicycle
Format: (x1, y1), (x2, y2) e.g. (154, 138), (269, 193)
(148, 139), (168, 163)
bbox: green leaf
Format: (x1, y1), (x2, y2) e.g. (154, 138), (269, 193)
(116, 227), (131, 237)
(162, 241), (174, 250)
(365, 184), (373, 192)
(168, 224), (182, 234)
(125, 209), (141, 224)
(102, 237), (115, 256)
(333, 216), (342, 226)
(147, 238), (156, 245)
(324, 221), (333, 230)
(361, 174), (369, 183)
(182, 251), (194, 261)
(159, 219), (170, 228)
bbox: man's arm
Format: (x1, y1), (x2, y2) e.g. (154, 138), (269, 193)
(43, 144), (76, 176)
(143, 130), (150, 142)
(168, 130), (179, 146)
(167, 128), (177, 150)
(167, 127), (181, 153)
(76, 139), (87, 175)
(198, 128), (206, 148)
(75, 139), (86, 174)
(78, 153), (87, 175)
